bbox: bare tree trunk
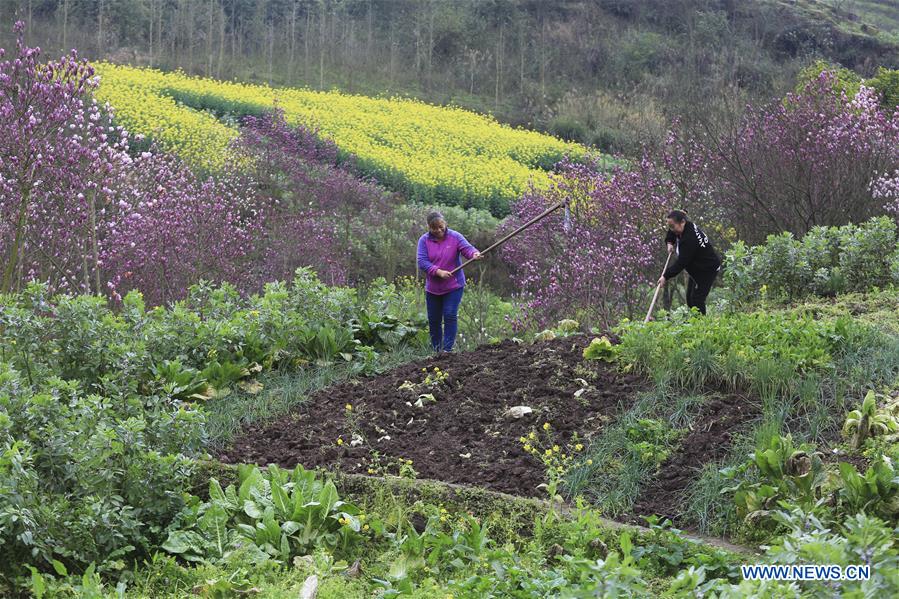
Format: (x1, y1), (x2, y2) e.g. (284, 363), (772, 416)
(149, 0), (154, 66)
(495, 22), (503, 111)
(207, 0), (214, 76)
(319, 4), (325, 89)
(288, 0), (297, 84)
(171, 3), (177, 67)
(389, 30), (397, 86)
(230, 6), (237, 68)
(427, 2), (435, 91)
(519, 22), (525, 94)
(187, 0), (195, 71)
(3, 173), (34, 294)
(217, 1), (225, 78)
(304, 6), (310, 82)
(540, 17), (546, 101)
(268, 21), (274, 84)
(88, 191), (101, 295)
(62, 0), (68, 51)
(367, 0), (373, 68)
(158, 0), (163, 65)
(413, 13), (421, 75)
(346, 18), (355, 90)
(97, 0), (104, 54)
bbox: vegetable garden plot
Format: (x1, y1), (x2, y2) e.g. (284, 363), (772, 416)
(219, 337), (770, 525)
(219, 337), (647, 497)
(630, 393), (762, 522)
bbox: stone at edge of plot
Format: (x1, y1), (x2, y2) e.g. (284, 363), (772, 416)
(299, 574), (318, 599)
(504, 405), (534, 419)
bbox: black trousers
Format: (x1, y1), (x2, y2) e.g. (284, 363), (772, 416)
(686, 268), (719, 315)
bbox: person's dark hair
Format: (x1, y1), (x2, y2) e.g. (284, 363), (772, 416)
(667, 209), (688, 223)
(426, 211), (445, 226)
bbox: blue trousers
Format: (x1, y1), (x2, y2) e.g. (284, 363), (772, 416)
(425, 287), (464, 352)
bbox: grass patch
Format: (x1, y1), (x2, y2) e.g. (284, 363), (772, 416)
(565, 389), (695, 514)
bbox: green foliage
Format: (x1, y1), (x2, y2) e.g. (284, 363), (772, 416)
(583, 336), (618, 362)
(162, 465), (362, 566)
(549, 115), (590, 144)
(722, 434), (827, 527)
(868, 66), (899, 110)
(149, 360), (211, 402)
(617, 309), (868, 392)
(838, 458), (899, 519)
(0, 271), (424, 398)
(796, 60), (863, 98)
(0, 271), (427, 593)
(295, 324), (357, 365)
(842, 390), (899, 450)
(200, 360), (251, 396)
(722, 216), (899, 305)
(0, 363), (203, 587)
(625, 418), (679, 468)
(761, 508), (899, 597)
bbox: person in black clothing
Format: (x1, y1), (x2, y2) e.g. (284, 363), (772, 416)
(657, 209), (721, 315)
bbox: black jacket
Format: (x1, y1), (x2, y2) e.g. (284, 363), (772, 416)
(664, 221), (721, 280)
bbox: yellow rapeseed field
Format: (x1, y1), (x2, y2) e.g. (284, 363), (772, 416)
(94, 63), (590, 214)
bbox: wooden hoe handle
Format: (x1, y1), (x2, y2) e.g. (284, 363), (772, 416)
(644, 251), (673, 323)
(449, 201), (566, 276)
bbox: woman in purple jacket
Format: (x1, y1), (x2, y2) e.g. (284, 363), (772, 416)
(417, 211), (482, 352)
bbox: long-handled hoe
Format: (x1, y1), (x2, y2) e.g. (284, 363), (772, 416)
(644, 252), (673, 323)
(449, 201), (568, 276)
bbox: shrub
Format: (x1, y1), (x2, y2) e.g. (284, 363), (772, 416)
(722, 216), (899, 305)
(0, 363), (203, 584)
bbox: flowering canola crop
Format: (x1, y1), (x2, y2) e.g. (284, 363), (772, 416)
(94, 63), (589, 214)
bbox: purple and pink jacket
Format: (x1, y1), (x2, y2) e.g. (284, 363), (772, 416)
(417, 229), (478, 295)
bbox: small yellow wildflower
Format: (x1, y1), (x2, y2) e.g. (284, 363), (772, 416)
(336, 438), (344, 446)
(545, 449), (553, 457)
(575, 443), (584, 451)
(586, 459), (593, 465)
(523, 444), (532, 452)
(552, 445), (560, 453)
(345, 404), (353, 411)
(529, 431), (537, 440)
(363, 524), (370, 531)
(543, 422), (551, 430)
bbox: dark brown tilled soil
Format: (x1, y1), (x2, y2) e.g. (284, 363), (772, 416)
(629, 393), (762, 523)
(218, 337), (649, 497)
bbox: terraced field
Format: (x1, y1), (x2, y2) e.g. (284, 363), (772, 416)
(95, 63), (592, 215)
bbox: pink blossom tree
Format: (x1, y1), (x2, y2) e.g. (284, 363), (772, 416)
(0, 21), (131, 294)
(502, 157), (671, 330)
(100, 151), (266, 305)
(665, 72), (899, 243)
